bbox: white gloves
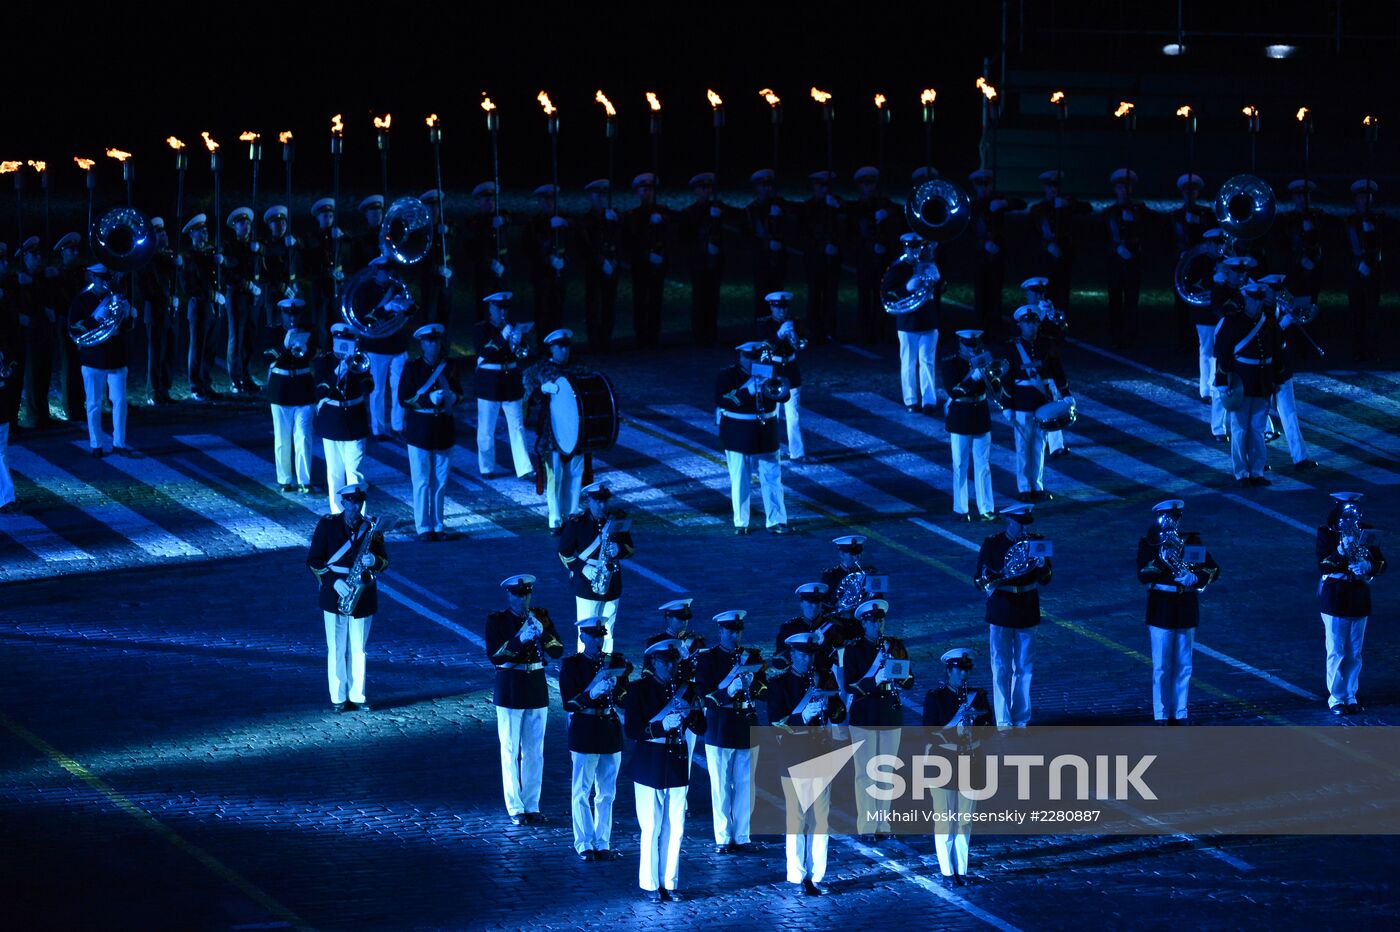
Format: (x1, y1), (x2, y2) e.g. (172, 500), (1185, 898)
(662, 712), (683, 731)
(333, 580), (352, 599)
(588, 680), (610, 699)
(801, 701), (822, 724)
(601, 259), (615, 276)
(250, 241), (262, 253)
(649, 213), (663, 226)
(428, 389), (446, 406)
(1116, 244), (1134, 261)
(549, 216), (568, 229)
(727, 678), (744, 697)
(823, 243), (838, 257)
(825, 195), (840, 209)
(491, 216), (506, 229)
(540, 380), (559, 395)
(438, 265), (453, 279)
(709, 206), (722, 218)
(331, 227), (344, 240)
(1047, 243), (1063, 258)
(874, 209), (889, 222)
(769, 205), (782, 218)
(648, 252), (664, 265)
(1358, 261), (1372, 278)
(249, 283), (263, 297)
(984, 241), (1001, 255)
(768, 239), (782, 252)
(490, 259), (506, 276)
(1300, 257), (1315, 271)
(285, 234), (298, 248)
(1122, 210), (1135, 223)
(707, 242), (720, 256)
(604, 209), (619, 222)
(214, 293), (228, 306)
(549, 256), (565, 271)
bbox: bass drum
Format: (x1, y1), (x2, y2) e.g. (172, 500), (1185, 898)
(1034, 396), (1077, 431)
(550, 371), (620, 457)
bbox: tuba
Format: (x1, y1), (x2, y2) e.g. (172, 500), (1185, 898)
(339, 260), (415, 340)
(834, 558), (870, 614)
(379, 196), (435, 265)
(882, 181), (970, 315)
(93, 207), (158, 272)
(68, 283), (134, 347)
(905, 180), (972, 242)
(1173, 174), (1277, 307)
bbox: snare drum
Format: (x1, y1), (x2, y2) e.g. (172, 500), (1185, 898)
(1034, 396), (1077, 430)
(550, 371), (620, 457)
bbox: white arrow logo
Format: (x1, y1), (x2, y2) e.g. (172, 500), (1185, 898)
(786, 740), (864, 813)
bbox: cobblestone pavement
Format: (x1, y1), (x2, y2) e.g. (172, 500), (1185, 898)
(2, 299), (1399, 930)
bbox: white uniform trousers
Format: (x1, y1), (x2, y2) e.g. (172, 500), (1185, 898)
(1274, 379), (1310, 464)
(1008, 409), (1046, 493)
(897, 329), (939, 407)
(366, 351), (407, 436)
(950, 431), (994, 516)
(849, 725), (902, 834)
(570, 750), (621, 854)
(495, 705), (548, 816)
(407, 444), (452, 534)
(780, 387), (805, 460)
(574, 596), (619, 652)
(635, 783), (686, 892)
(1149, 625), (1195, 721)
(322, 612), (371, 704)
(476, 398), (531, 477)
(546, 452), (585, 528)
(271, 403), (314, 486)
(81, 366), (127, 452)
(725, 449), (786, 529)
(1046, 429), (1065, 454)
(0, 424), (14, 509)
(930, 787), (976, 876)
(782, 775), (831, 883)
(704, 745), (757, 845)
(322, 438), (366, 514)
(1322, 614), (1367, 708)
(988, 624), (1035, 727)
(1195, 324), (1218, 400)
(1228, 395), (1269, 479)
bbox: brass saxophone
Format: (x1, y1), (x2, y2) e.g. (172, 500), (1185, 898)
(1154, 512), (1200, 588)
(336, 514), (382, 616)
(833, 557), (870, 614)
(1337, 502), (1375, 583)
(588, 512), (622, 596)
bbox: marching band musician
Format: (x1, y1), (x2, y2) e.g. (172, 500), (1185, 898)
(467, 182), (512, 321)
(679, 172), (731, 348)
(314, 323), (373, 514)
(968, 169), (1024, 336)
(921, 647), (994, 885)
(1201, 251), (1255, 442)
(891, 233), (942, 416)
(1256, 274), (1318, 472)
(486, 574), (565, 827)
(473, 292), (533, 479)
(1136, 499), (1220, 724)
(52, 233), (88, 423)
(942, 330), (998, 521)
(0, 342), (17, 512)
(647, 599), (705, 782)
(800, 170), (844, 344)
(625, 173), (669, 349)
(266, 311), (315, 493)
(772, 582), (836, 676)
(359, 258), (413, 444)
(561, 616), (631, 862)
(695, 610), (767, 854)
(1316, 492), (1387, 715)
(842, 598), (912, 840)
(625, 639), (706, 903)
(975, 502), (1051, 729)
(1171, 173), (1216, 351)
(558, 481), (635, 648)
(757, 291), (807, 463)
(820, 535), (877, 618)
(768, 631), (846, 896)
(1020, 277), (1069, 458)
(577, 180), (621, 354)
(1103, 168), (1146, 350)
(1282, 179), (1323, 305)
(1027, 169), (1091, 313)
(1345, 179), (1382, 362)
(1002, 305), (1067, 502)
(347, 195), (385, 277)
(398, 323), (461, 541)
(223, 207), (263, 396)
(306, 484), (388, 713)
(12, 238), (54, 427)
(138, 218), (179, 405)
(75, 265), (141, 459)
(524, 184), (568, 342)
(850, 166), (901, 346)
(1214, 281), (1283, 487)
(303, 198), (343, 339)
(745, 168), (792, 319)
(716, 341), (791, 535)
(260, 206), (299, 351)
(417, 189), (454, 329)
(524, 328), (585, 533)
(180, 214), (224, 401)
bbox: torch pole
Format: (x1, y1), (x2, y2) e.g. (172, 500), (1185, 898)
(548, 112), (561, 262)
(1365, 118), (1378, 209)
(212, 150), (223, 298)
(487, 109), (502, 260)
(430, 122), (448, 277)
(283, 139), (293, 209)
(175, 149), (187, 311)
(330, 134), (342, 302)
(377, 130), (389, 203)
(650, 113), (661, 176)
(771, 105), (781, 176)
(713, 105), (724, 179)
(85, 170), (96, 254)
(249, 139), (262, 295)
(922, 103), (934, 176)
(124, 160), (134, 207)
(877, 104), (890, 174)
(41, 171), (50, 247)
(13, 173), (23, 244)
(606, 116), (615, 211)
(1187, 114), (1197, 181)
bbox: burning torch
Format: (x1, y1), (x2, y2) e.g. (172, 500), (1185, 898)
(760, 88), (781, 175)
(708, 89), (724, 179)
(596, 90), (616, 210)
(646, 91), (662, 175)
(1242, 105), (1260, 173)
(920, 88), (936, 176)
(2, 162), (23, 243)
(374, 113), (391, 201)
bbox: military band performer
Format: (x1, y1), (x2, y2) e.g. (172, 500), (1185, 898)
(558, 481), (635, 648)
(975, 503), (1051, 729)
(466, 182), (511, 322)
(1344, 180), (1382, 362)
(941, 330), (997, 521)
(1256, 274), (1318, 472)
(1028, 169), (1090, 313)
(51, 233), (87, 421)
(474, 292), (533, 479)
(560, 616), (630, 861)
(626, 173), (669, 349)
(1020, 276), (1070, 457)
(892, 233), (941, 415)
(398, 323), (461, 541)
(577, 180), (621, 353)
(1282, 179), (1323, 304)
(315, 323), (373, 513)
(487, 574), (564, 826)
(260, 206), (299, 349)
(679, 172), (730, 348)
(180, 214), (224, 401)
(75, 265), (140, 459)
(820, 535), (878, 619)
(138, 218), (179, 405)
(800, 170), (844, 343)
(768, 631), (846, 895)
(920, 647), (994, 885)
(223, 207), (263, 395)
(266, 313), (315, 492)
(757, 291), (806, 463)
(625, 639), (706, 903)
(303, 198), (344, 339)
(0, 343), (17, 512)
(1103, 169), (1145, 350)
(850, 166), (901, 345)
(524, 328), (585, 532)
(12, 239), (54, 427)
(306, 484), (387, 713)
(1215, 282), (1282, 486)
(716, 341), (791, 535)
(1136, 500), (1220, 724)
(524, 183), (568, 341)
(696, 610), (767, 854)
(1203, 252), (1255, 441)
(968, 169), (1024, 335)
(1317, 492), (1387, 715)
(1171, 173), (1216, 350)
(745, 168), (792, 319)
(358, 259), (412, 443)
(772, 582), (837, 676)
(347, 195), (385, 276)
(417, 189), (454, 328)
(842, 598), (912, 839)
(1002, 306), (1067, 502)
(648, 599), (705, 782)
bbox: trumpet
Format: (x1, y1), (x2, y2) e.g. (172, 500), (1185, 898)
(503, 322), (533, 360)
(967, 350), (1009, 401)
(753, 345), (792, 423)
(336, 349), (370, 395)
(777, 319), (809, 352)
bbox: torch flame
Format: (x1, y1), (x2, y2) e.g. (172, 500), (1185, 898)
(279, 130), (293, 143)
(1050, 91), (1066, 105)
(646, 92), (661, 112)
(480, 95), (496, 113)
(760, 88), (780, 107)
(536, 92), (556, 115)
(1364, 114), (1377, 127)
(1114, 101), (1135, 118)
(595, 90), (616, 117)
(976, 77), (998, 101)
(1242, 105), (1259, 118)
(239, 131), (259, 143)
(74, 157), (95, 171)
(708, 89), (723, 109)
(921, 88), (937, 105)
(373, 113), (392, 131)
(1296, 107), (1309, 123)
(425, 114), (438, 128)
(331, 114), (344, 136)
(201, 132), (220, 153)
(106, 148), (132, 162)
(167, 136), (186, 150)
(1176, 105), (1192, 118)
(0, 161), (20, 174)
(27, 160), (46, 173)
(874, 93), (887, 109)
(810, 87), (832, 104)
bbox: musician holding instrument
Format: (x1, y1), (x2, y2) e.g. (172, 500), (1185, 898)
(473, 291), (533, 479)
(525, 328), (585, 532)
(52, 233), (88, 422)
(417, 189), (454, 330)
(1256, 274), (1318, 472)
(696, 610), (768, 854)
(768, 631), (846, 896)
(486, 574), (565, 826)
(561, 617), (632, 862)
(260, 206), (299, 352)
(265, 313), (315, 493)
(180, 214), (224, 402)
(303, 198), (344, 339)
(974, 502), (1051, 729)
(72, 264), (141, 459)
(1020, 277), (1070, 458)
(1201, 252), (1254, 441)
(625, 639), (706, 903)
(523, 184), (568, 343)
(222, 207), (263, 396)
(357, 259), (414, 445)
(1282, 180), (1323, 305)
(1316, 492), (1387, 715)
(1171, 174), (1217, 352)
(757, 291), (807, 463)
(921, 647), (994, 885)
(941, 329), (998, 521)
(137, 219), (180, 406)
(647, 599), (706, 783)
(1344, 179), (1383, 362)
(1001, 306), (1068, 503)
(1136, 499), (1220, 724)
(346, 196), (385, 278)
(772, 582), (838, 677)
(1214, 281), (1283, 487)
(558, 481), (634, 649)
(821, 535), (878, 619)
(716, 341), (791, 535)
(1028, 170), (1091, 315)
(841, 598), (913, 840)
(306, 483), (387, 713)
(891, 232), (942, 416)
(313, 323), (373, 514)
(398, 323), (461, 541)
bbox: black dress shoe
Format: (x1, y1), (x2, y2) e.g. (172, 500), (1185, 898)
(769, 524), (792, 535)
(664, 889), (684, 902)
(1294, 459), (1319, 471)
(417, 532), (436, 542)
(960, 513), (973, 522)
(1251, 476), (1272, 487)
(1031, 490), (1054, 502)
(647, 889), (666, 904)
(1016, 491), (1032, 503)
(1199, 395), (1212, 405)
(578, 849), (594, 862)
(332, 701), (347, 713)
(952, 873), (967, 887)
(1329, 705), (1347, 716)
(280, 484), (296, 493)
(802, 879), (823, 896)
(90, 448), (106, 459)
(297, 485), (312, 495)
(1345, 702), (1363, 715)
(525, 812), (546, 824)
(510, 813), (528, 826)
(342, 700), (360, 712)
(593, 849), (623, 861)
(735, 527), (749, 536)
(715, 843), (730, 854)
(356, 701), (372, 712)
(905, 404), (921, 414)
(1049, 447), (1070, 458)
(113, 447), (145, 459)
(1213, 434), (1230, 443)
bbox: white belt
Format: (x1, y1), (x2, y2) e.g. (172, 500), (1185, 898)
(1235, 357), (1272, 365)
(1013, 379), (1041, 386)
(321, 397), (365, 407)
(477, 361), (517, 371)
(270, 367), (311, 376)
(773, 355), (795, 364)
(1322, 573), (1351, 581)
(1150, 583), (1187, 593)
(721, 410), (761, 421)
(497, 662), (545, 672)
(995, 584), (1037, 594)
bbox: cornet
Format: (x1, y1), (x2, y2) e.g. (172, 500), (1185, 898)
(777, 319), (808, 352)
